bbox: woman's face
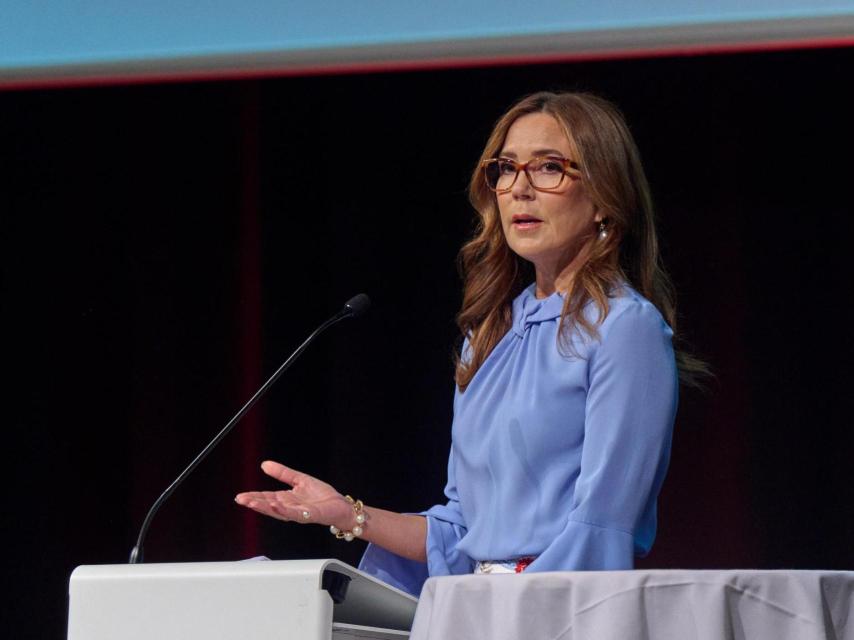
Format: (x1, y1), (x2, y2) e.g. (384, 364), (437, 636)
(496, 112), (601, 282)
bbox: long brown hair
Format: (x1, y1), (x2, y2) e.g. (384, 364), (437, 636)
(455, 91), (706, 390)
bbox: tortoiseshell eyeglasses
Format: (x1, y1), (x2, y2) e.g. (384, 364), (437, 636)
(481, 156), (581, 193)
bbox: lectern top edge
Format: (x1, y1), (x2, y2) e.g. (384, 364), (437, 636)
(70, 558), (416, 600)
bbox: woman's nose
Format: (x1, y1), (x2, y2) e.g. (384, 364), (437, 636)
(511, 170), (534, 198)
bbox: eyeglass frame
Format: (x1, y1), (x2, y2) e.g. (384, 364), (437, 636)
(480, 155), (582, 194)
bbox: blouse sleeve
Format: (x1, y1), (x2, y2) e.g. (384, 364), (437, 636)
(421, 446), (475, 576)
(358, 445), (473, 596)
(526, 300), (679, 573)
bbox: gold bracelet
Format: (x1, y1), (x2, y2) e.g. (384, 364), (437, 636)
(329, 496), (366, 542)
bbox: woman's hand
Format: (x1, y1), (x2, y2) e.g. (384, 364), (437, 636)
(236, 459), (429, 562)
(235, 460), (354, 530)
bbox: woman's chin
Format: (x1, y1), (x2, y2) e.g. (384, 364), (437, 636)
(507, 238), (552, 264)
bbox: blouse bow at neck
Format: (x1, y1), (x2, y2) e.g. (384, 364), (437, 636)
(511, 284), (565, 336)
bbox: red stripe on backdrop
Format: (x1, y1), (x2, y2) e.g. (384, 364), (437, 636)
(238, 85), (263, 557)
(2, 37), (853, 91)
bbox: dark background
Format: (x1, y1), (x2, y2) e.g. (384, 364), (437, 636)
(2, 46), (853, 638)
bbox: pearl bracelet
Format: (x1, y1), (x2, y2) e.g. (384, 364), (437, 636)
(329, 495), (366, 542)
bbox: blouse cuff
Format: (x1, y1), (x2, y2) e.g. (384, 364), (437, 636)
(526, 518), (635, 573)
(358, 543), (429, 597)
(423, 504), (475, 577)
(357, 504), (472, 597)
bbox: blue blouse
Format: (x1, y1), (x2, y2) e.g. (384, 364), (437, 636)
(359, 283), (678, 596)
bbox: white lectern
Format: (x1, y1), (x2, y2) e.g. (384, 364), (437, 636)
(68, 559), (417, 640)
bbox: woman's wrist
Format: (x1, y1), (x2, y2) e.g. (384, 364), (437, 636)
(329, 495), (367, 541)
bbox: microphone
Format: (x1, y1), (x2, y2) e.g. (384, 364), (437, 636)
(341, 293), (370, 318)
(128, 293), (371, 564)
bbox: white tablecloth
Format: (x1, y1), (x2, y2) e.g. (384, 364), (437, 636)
(409, 570), (854, 640)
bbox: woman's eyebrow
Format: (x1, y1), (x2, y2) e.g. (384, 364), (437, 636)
(534, 149), (567, 157)
(498, 148), (566, 159)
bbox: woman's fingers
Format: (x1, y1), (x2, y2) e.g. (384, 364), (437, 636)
(235, 491), (311, 523)
(237, 461), (346, 525)
(269, 500), (314, 522)
(260, 460), (305, 486)
(234, 491), (258, 505)
(235, 495), (278, 518)
(235, 490), (301, 509)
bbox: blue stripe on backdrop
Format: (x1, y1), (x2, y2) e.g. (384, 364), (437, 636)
(2, 1), (854, 76)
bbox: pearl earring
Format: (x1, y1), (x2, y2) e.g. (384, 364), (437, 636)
(598, 220), (608, 240)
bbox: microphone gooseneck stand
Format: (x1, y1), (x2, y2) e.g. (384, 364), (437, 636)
(128, 293), (370, 564)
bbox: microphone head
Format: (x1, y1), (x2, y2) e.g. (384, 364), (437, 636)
(343, 293), (371, 318)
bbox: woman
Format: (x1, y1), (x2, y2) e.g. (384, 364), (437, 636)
(236, 91), (699, 596)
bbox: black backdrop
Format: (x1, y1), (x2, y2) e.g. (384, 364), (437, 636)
(2, 46), (854, 639)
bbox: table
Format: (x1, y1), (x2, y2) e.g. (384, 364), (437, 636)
(409, 570), (854, 640)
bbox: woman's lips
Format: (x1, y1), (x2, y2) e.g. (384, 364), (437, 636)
(512, 214), (543, 229)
